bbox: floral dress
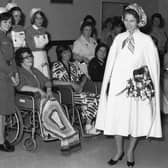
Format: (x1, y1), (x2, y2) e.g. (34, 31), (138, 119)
(52, 61), (98, 121)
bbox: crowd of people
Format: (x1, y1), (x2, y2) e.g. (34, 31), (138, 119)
(0, 1), (166, 167)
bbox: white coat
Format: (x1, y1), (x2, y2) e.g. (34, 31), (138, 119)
(95, 29), (162, 138)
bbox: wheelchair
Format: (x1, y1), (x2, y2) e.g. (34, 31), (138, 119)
(5, 106), (24, 145)
(14, 90), (64, 152)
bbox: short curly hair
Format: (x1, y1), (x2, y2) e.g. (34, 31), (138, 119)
(56, 45), (73, 62)
(15, 47), (33, 67)
(0, 12), (12, 22)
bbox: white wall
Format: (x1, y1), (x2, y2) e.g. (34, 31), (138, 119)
(13, 0), (158, 40)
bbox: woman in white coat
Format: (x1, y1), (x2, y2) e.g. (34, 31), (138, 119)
(95, 3), (162, 167)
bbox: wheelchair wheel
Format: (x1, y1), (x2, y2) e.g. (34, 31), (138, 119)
(23, 137), (37, 152)
(5, 107), (24, 145)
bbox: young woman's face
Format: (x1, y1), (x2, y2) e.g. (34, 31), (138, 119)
(123, 13), (138, 32)
(61, 50), (71, 62)
(34, 13), (43, 27)
(97, 46), (107, 61)
(22, 52), (33, 67)
(12, 10), (21, 25)
(0, 18), (12, 32)
(82, 26), (92, 38)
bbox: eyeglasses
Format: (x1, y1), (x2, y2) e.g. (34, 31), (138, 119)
(23, 55), (33, 60)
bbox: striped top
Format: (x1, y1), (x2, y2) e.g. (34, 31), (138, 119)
(51, 61), (83, 82)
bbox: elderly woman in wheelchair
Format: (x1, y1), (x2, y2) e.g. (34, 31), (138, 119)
(51, 45), (101, 135)
(15, 47), (80, 152)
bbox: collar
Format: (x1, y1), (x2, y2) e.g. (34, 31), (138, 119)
(32, 24), (40, 30)
(80, 35), (92, 43)
(126, 28), (140, 36)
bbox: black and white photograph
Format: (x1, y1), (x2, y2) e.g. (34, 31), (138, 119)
(0, 0), (167, 168)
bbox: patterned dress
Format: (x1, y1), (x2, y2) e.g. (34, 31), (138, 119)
(52, 61), (98, 121)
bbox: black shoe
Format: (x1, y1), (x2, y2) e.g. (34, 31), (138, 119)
(4, 140), (15, 151)
(127, 161), (135, 167)
(70, 142), (81, 152)
(108, 152), (124, 165)
(0, 141), (15, 152)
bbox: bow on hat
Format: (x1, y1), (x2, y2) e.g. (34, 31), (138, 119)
(30, 8), (41, 18)
(125, 3), (147, 27)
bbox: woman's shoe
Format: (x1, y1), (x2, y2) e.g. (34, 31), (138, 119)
(108, 152), (124, 165)
(127, 161), (135, 167)
(0, 141), (15, 152)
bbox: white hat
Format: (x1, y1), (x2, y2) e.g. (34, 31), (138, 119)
(125, 3), (147, 27)
(30, 8), (41, 18)
(6, 2), (18, 11)
(0, 7), (7, 14)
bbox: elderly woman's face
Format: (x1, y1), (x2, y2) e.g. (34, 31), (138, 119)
(34, 13), (43, 27)
(0, 18), (12, 32)
(22, 52), (33, 67)
(12, 10), (21, 25)
(82, 26), (92, 38)
(123, 13), (138, 32)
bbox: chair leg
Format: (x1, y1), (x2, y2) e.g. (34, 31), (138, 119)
(75, 106), (93, 138)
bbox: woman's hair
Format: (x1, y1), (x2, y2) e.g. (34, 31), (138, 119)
(56, 45), (73, 62)
(151, 13), (165, 28)
(31, 10), (48, 27)
(9, 6), (25, 26)
(0, 12), (12, 22)
(15, 47), (32, 67)
(95, 43), (109, 59)
(123, 8), (140, 24)
(80, 21), (93, 33)
(83, 14), (96, 26)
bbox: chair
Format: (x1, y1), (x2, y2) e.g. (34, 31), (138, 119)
(53, 83), (97, 137)
(15, 89), (64, 151)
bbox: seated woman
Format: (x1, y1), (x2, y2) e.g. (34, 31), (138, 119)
(15, 47), (80, 152)
(52, 45), (100, 135)
(88, 43), (108, 82)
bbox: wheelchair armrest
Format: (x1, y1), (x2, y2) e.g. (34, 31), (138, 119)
(15, 90), (40, 98)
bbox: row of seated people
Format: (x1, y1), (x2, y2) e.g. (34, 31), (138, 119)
(15, 47), (81, 152)
(14, 46), (104, 152)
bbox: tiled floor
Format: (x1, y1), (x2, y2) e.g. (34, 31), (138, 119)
(0, 117), (168, 168)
